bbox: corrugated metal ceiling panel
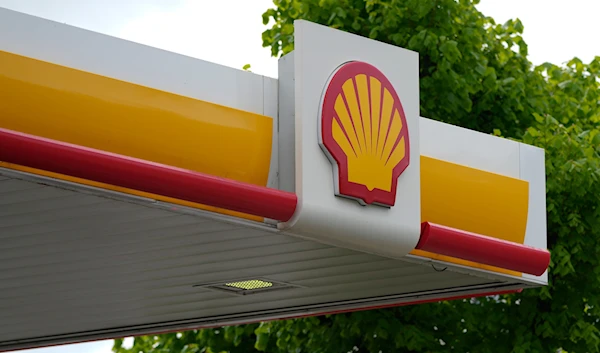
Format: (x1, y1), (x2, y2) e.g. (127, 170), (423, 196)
(0, 170), (517, 350)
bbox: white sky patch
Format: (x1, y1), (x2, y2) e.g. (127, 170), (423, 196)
(122, 337), (134, 349)
(116, 0), (277, 77)
(13, 340), (114, 353)
(476, 0), (600, 66)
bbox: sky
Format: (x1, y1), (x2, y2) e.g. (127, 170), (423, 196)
(0, 0), (598, 352)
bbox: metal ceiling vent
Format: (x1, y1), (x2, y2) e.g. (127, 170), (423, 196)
(196, 278), (298, 296)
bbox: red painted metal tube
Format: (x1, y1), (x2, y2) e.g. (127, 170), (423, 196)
(417, 222), (550, 276)
(0, 128), (298, 222)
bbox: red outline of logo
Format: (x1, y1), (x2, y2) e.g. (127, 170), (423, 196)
(319, 61), (410, 207)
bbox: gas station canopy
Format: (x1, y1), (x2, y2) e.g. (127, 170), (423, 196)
(0, 8), (549, 352)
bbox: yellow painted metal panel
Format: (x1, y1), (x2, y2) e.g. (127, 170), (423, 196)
(0, 50), (273, 187)
(412, 156), (530, 276)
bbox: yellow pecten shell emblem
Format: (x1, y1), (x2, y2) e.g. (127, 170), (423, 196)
(320, 61), (410, 206)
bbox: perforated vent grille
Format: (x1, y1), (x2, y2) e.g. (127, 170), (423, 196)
(197, 278), (297, 295)
(225, 279), (273, 290)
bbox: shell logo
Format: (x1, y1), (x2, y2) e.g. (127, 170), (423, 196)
(319, 61), (410, 207)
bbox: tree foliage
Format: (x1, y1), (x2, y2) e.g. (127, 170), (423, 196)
(114, 0), (600, 352)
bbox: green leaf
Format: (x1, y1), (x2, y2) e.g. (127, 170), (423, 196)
(502, 77), (516, 85)
(514, 19), (524, 33)
(439, 40), (461, 63)
(255, 333), (269, 351)
(408, 30), (428, 51)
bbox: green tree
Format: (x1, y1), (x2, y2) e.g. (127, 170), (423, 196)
(114, 1), (600, 352)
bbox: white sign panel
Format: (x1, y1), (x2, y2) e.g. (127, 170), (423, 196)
(279, 20), (421, 259)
